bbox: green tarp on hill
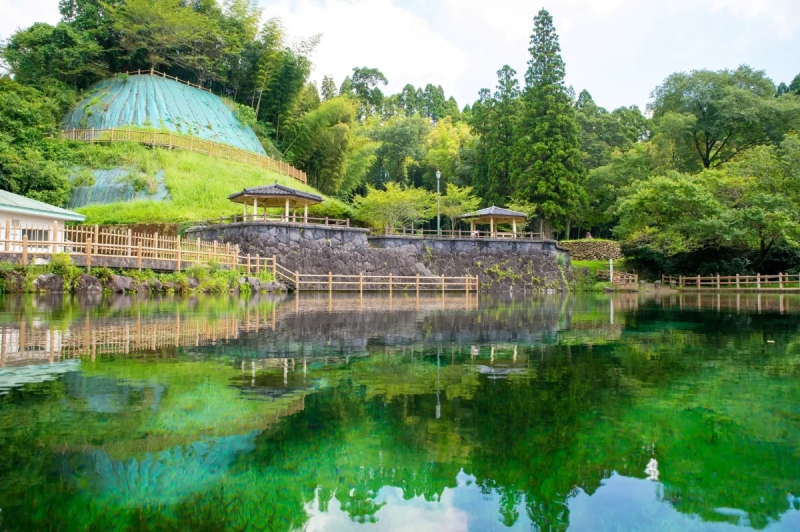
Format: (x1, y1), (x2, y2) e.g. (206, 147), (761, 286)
(63, 74), (266, 155)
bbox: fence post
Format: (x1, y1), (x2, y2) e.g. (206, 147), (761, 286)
(247, 254), (251, 274)
(757, 273), (761, 290)
(127, 229), (132, 256)
(442, 274), (446, 296)
(359, 272), (363, 296)
(716, 274), (720, 289)
(779, 272), (783, 289)
(736, 274), (740, 289)
(4, 219), (9, 253)
(52, 221), (58, 255)
(153, 232), (159, 260)
(137, 241), (142, 271)
(389, 273), (392, 295)
(295, 271), (300, 292)
(272, 255), (277, 278)
(84, 237), (91, 272)
(679, 275), (683, 288)
(213, 241), (217, 262)
(696, 275), (700, 288)
(22, 235), (28, 266)
(329, 272), (332, 294)
(416, 274), (420, 296)
(176, 235), (182, 271)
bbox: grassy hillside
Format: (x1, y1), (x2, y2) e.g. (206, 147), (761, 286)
(73, 144), (325, 225)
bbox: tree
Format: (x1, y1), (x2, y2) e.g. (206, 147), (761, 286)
(342, 67), (388, 119)
(481, 66), (521, 206)
(321, 76), (337, 101)
(440, 183), (480, 230)
(1, 22), (108, 91)
(352, 182), (435, 230)
(423, 117), (473, 190)
(511, 9), (586, 232)
(365, 115), (429, 186)
(649, 66), (800, 169)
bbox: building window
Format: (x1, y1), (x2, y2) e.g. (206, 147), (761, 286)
(22, 229), (50, 242)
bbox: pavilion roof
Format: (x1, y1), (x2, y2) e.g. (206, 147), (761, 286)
(228, 183), (322, 206)
(458, 206), (527, 221)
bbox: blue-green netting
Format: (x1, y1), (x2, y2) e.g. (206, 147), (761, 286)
(67, 168), (170, 209)
(63, 75), (266, 155)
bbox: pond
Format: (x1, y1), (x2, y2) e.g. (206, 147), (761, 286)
(0, 291), (798, 531)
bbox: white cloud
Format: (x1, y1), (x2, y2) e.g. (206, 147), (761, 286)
(0, 0), (60, 41)
(262, 0), (470, 98)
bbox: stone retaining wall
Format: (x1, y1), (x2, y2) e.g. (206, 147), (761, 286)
(185, 222), (572, 292)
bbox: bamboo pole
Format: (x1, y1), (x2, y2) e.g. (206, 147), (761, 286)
(176, 235), (182, 271)
(21, 235), (28, 265)
(137, 241), (142, 271)
(84, 237), (91, 272)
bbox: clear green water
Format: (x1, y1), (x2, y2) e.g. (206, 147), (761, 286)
(0, 292), (799, 531)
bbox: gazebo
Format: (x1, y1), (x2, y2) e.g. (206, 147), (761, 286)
(458, 206), (528, 237)
(228, 183), (322, 223)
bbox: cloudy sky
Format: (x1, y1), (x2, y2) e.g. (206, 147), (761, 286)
(2, 0), (798, 110)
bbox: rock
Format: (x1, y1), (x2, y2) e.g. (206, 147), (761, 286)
(246, 277), (261, 290)
(162, 280), (180, 292)
(151, 279), (163, 292)
(136, 282), (151, 294)
(75, 274), (102, 293)
(34, 273), (64, 292)
(2, 272), (25, 293)
(262, 281), (284, 292)
(108, 274), (134, 293)
(188, 277), (199, 289)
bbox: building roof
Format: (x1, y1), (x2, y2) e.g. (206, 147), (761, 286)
(228, 183), (323, 204)
(0, 190), (86, 222)
(458, 206), (528, 220)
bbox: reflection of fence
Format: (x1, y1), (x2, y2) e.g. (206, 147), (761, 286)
(663, 273), (800, 290)
(280, 266), (478, 294)
(62, 127), (308, 184)
(597, 270), (639, 289)
(388, 227), (545, 240)
(0, 293), (480, 366)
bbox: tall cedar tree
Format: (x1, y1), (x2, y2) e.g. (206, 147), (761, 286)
(512, 9), (585, 232)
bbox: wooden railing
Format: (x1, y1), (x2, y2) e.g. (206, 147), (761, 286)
(663, 273), (800, 290)
(597, 270), (639, 289)
(0, 222), (478, 292)
(386, 227), (545, 240)
(120, 68), (213, 93)
(196, 213), (350, 227)
(62, 127), (308, 184)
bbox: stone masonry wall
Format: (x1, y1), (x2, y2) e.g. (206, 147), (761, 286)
(185, 222), (571, 292)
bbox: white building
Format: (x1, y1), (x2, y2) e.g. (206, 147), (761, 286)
(0, 190), (85, 252)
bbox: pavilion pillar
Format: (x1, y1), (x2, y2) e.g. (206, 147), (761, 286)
(253, 197), (257, 218)
(490, 217), (494, 238)
(304, 205), (308, 224)
(285, 199), (290, 220)
(470, 221), (475, 237)
(243, 203), (246, 217)
(512, 220), (517, 238)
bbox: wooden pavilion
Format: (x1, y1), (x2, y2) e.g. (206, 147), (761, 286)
(229, 183), (323, 223)
(458, 206), (528, 237)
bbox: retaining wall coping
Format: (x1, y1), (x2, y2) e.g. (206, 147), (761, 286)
(185, 221), (371, 235)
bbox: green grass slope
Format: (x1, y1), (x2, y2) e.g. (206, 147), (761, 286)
(73, 144), (323, 224)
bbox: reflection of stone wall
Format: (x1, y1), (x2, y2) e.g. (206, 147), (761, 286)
(185, 222), (571, 292)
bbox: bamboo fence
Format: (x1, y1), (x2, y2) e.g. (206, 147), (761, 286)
(62, 127), (307, 184)
(597, 269), (639, 289)
(389, 226), (545, 240)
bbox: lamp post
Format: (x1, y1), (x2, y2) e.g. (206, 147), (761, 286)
(436, 169), (441, 236)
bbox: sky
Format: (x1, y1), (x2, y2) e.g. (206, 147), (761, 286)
(1, 0), (798, 110)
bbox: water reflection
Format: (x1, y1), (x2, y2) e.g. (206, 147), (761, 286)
(0, 292), (798, 531)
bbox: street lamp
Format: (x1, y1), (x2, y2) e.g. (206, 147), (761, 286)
(436, 169), (441, 236)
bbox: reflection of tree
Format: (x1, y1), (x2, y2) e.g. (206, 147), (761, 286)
(2, 301), (800, 530)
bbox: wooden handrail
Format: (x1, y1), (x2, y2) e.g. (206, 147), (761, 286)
(199, 214), (349, 227)
(385, 227), (546, 240)
(62, 127), (307, 184)
(662, 272), (800, 290)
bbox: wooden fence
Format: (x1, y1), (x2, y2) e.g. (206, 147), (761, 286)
(662, 273), (800, 290)
(597, 270), (639, 290)
(0, 222), (478, 292)
(389, 227), (545, 240)
(120, 68), (213, 93)
(197, 213), (350, 227)
(62, 127), (307, 184)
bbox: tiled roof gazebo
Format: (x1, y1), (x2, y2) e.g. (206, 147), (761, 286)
(229, 183), (322, 223)
(458, 206), (528, 237)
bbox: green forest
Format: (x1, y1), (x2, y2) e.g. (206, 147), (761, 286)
(1, 1), (800, 276)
